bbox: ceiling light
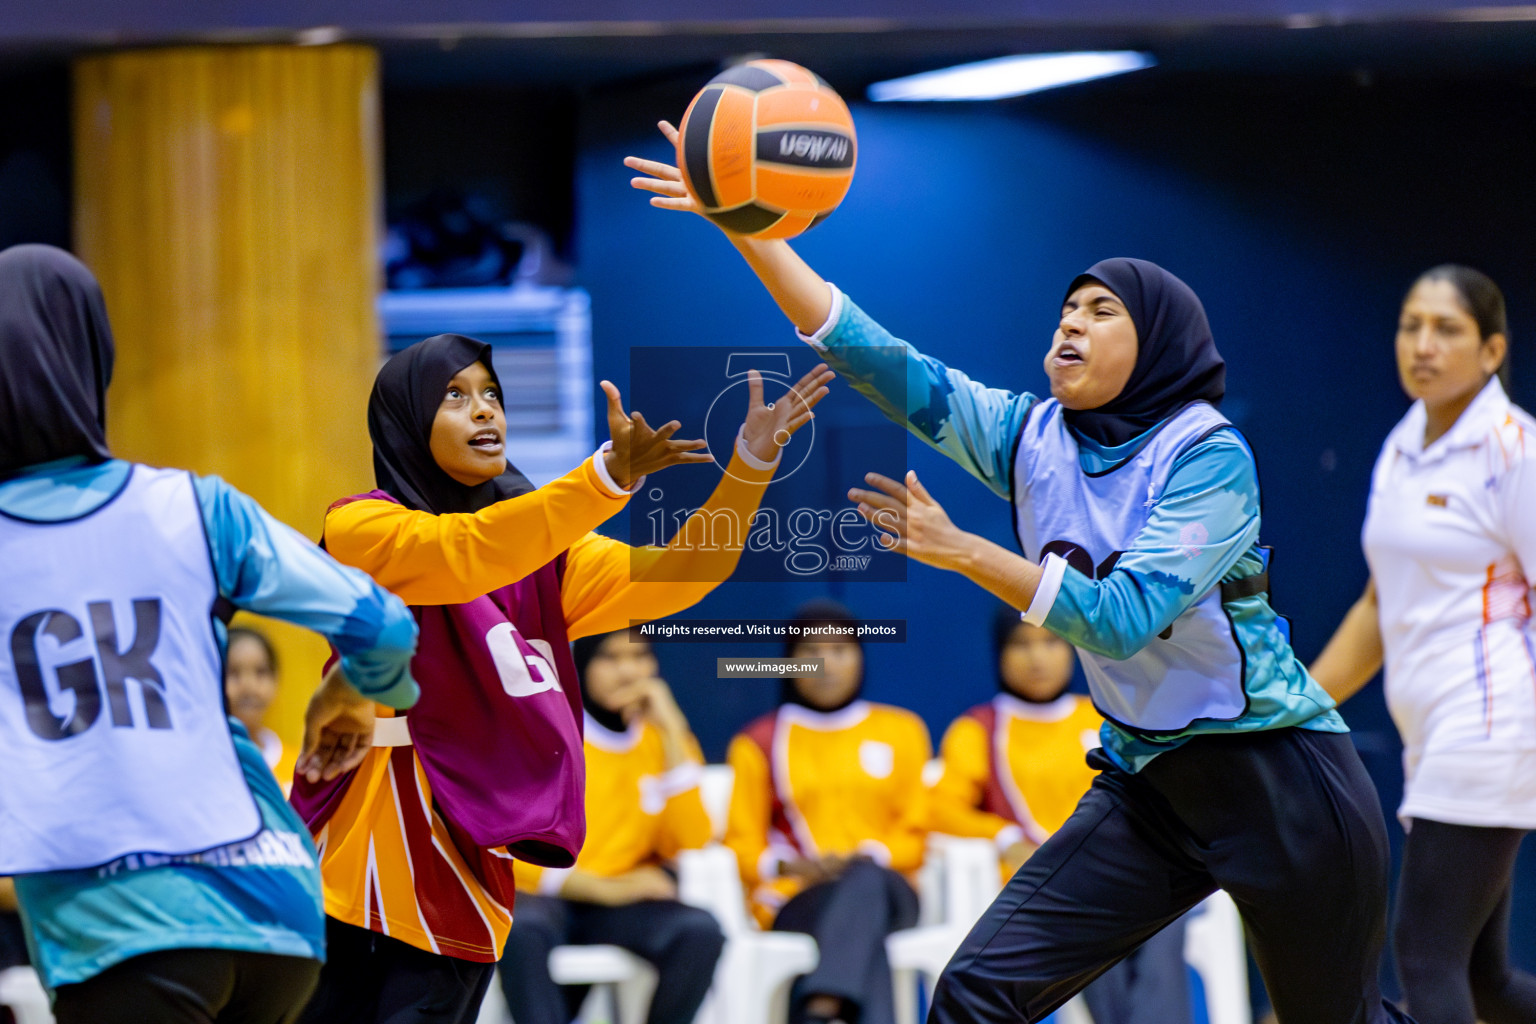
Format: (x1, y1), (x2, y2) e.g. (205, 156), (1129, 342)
(868, 51), (1155, 102)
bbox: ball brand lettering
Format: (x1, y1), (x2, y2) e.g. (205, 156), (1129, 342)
(752, 129), (855, 173)
(9, 598), (170, 741)
(778, 132), (849, 164)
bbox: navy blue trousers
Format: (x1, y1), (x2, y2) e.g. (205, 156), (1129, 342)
(55, 949), (320, 1024)
(1079, 915), (1191, 1024)
(497, 895), (724, 1024)
(774, 860), (921, 1024)
(930, 728), (1415, 1024)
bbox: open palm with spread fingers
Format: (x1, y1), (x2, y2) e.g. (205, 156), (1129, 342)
(625, 121), (705, 219)
(601, 380), (713, 489)
(849, 470), (977, 571)
(740, 364), (835, 464)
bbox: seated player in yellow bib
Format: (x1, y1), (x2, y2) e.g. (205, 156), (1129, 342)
(931, 606), (1193, 1024)
(497, 629), (723, 1024)
(725, 601), (930, 1024)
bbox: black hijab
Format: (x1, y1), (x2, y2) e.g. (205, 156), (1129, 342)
(779, 599), (864, 713)
(571, 631), (630, 735)
(992, 604), (1027, 696)
(0, 245), (114, 480)
(991, 604), (1069, 703)
(1059, 258), (1226, 448)
(368, 333), (532, 513)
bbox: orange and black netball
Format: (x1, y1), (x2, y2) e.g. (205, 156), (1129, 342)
(677, 59), (857, 240)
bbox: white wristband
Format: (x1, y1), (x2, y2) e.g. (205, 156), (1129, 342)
(794, 282), (844, 351)
(1022, 553), (1068, 626)
(592, 440), (644, 498)
(736, 426), (784, 471)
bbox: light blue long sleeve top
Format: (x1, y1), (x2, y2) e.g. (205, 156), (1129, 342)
(2, 457), (418, 989)
(803, 289), (1344, 770)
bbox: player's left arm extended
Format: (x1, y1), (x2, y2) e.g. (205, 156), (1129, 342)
(799, 288), (1037, 500)
(854, 434), (1261, 661)
(560, 444), (778, 640)
(561, 363), (831, 638)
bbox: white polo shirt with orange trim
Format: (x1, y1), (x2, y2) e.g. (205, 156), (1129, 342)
(1364, 377), (1536, 827)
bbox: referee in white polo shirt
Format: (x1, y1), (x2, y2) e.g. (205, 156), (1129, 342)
(1314, 265), (1536, 1024)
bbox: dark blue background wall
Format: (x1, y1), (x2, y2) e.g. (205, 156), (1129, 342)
(576, 74), (1536, 756)
(0, 67), (69, 251)
(572, 73), (1536, 996)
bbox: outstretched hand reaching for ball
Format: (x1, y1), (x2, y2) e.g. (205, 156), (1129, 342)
(739, 363), (835, 464)
(602, 380), (713, 489)
(625, 121), (705, 219)
(624, 120), (836, 336)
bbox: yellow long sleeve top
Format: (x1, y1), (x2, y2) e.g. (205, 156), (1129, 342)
(325, 449), (776, 630)
(313, 448), (775, 961)
(725, 701), (931, 924)
(929, 692), (1103, 850)
(514, 716), (714, 894)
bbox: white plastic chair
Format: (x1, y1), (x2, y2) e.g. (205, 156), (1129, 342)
(480, 844), (817, 1024)
(473, 921), (658, 1024)
(0, 966), (53, 1024)
(678, 845), (819, 1024)
(1183, 890), (1251, 1024)
(887, 836), (996, 1024)
(886, 837), (1094, 1024)
(550, 945), (657, 1024)
(695, 766), (822, 1024)
(476, 945), (651, 1024)
(698, 764), (734, 840)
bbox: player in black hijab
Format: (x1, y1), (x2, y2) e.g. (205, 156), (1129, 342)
(366, 333), (535, 514)
(629, 135), (1415, 1023)
(0, 244), (114, 478)
(1058, 257), (1226, 449)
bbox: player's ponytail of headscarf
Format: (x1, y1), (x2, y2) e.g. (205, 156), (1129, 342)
(1060, 258), (1226, 448)
(0, 245), (115, 480)
(367, 333), (533, 514)
(780, 598), (864, 712)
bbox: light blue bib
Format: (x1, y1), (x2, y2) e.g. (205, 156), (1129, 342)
(1014, 401), (1248, 734)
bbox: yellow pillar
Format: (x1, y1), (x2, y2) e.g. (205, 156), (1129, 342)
(74, 45), (384, 781)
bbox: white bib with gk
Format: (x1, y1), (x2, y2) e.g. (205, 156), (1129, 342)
(0, 466), (258, 873)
